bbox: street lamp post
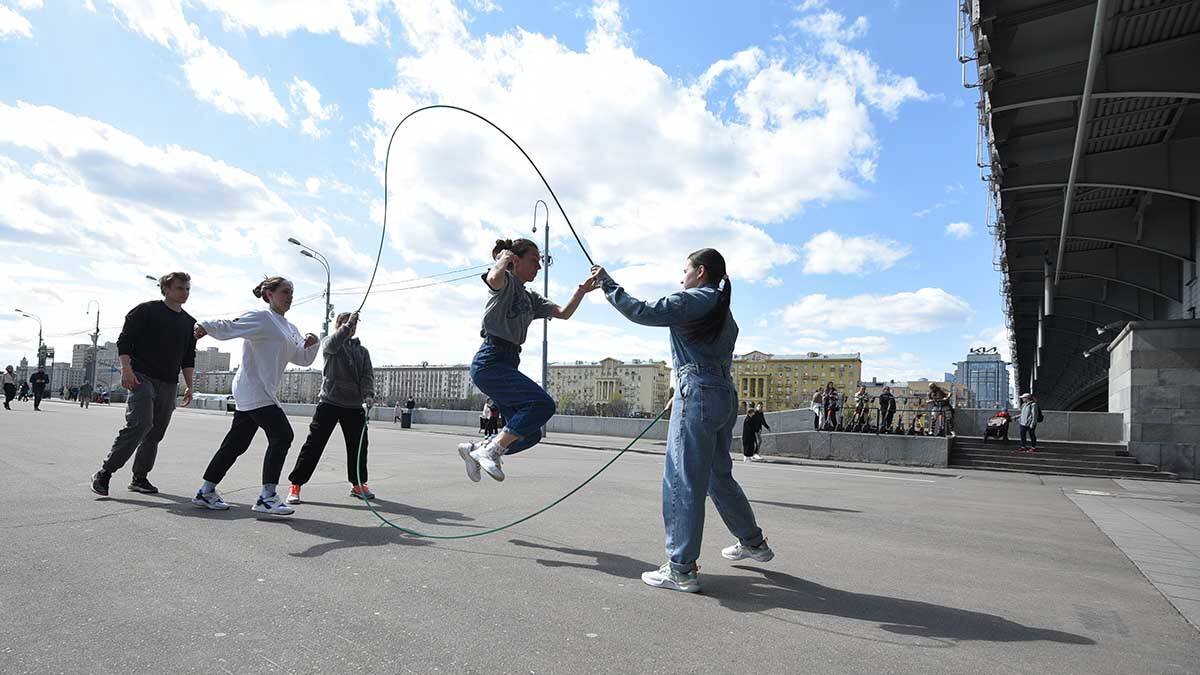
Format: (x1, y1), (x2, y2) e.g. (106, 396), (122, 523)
(86, 300), (101, 391)
(532, 200), (551, 437)
(288, 238), (332, 338)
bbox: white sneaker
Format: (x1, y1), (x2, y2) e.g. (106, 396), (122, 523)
(191, 489), (230, 510)
(641, 563), (700, 593)
(750, 455), (764, 462)
(721, 538), (774, 563)
(457, 442), (482, 483)
(470, 442), (505, 482)
(252, 493), (295, 516)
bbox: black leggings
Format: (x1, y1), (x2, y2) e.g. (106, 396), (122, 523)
(287, 403), (368, 486)
(3, 384), (14, 406)
(742, 433), (756, 457)
(203, 405), (294, 485)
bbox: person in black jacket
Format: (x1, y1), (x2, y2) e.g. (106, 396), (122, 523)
(90, 272), (196, 496)
(753, 403), (770, 457)
(877, 386), (896, 432)
(29, 366), (49, 411)
(740, 403), (757, 462)
(285, 312), (376, 504)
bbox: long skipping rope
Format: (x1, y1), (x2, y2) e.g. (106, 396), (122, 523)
(350, 104), (666, 539)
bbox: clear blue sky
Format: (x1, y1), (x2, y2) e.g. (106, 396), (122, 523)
(0, 0), (1006, 384)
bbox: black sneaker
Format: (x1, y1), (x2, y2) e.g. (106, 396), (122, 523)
(128, 477), (158, 494)
(91, 471), (111, 496)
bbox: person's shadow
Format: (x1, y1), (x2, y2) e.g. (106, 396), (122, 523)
(507, 540), (1094, 645)
(300, 498), (476, 527)
(103, 492), (439, 558)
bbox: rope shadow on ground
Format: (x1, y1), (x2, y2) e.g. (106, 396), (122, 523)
(749, 499), (861, 514)
(505, 540), (1094, 645)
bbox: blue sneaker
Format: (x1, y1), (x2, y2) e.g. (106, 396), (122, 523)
(191, 489), (230, 510)
(252, 493), (294, 516)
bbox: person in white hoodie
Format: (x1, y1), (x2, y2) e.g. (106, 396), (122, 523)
(190, 276), (320, 515)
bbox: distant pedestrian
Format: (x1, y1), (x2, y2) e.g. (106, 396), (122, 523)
(810, 388), (823, 430)
(2, 365), (16, 410)
(1017, 393), (1041, 453)
(79, 382), (93, 409)
(29, 366), (49, 411)
(18, 381), (29, 402)
(753, 403), (770, 458)
(479, 399), (490, 434)
(285, 311), (376, 505)
(191, 276), (320, 515)
(394, 401), (404, 424)
(877, 386), (896, 431)
(740, 403), (757, 462)
(406, 396), (415, 414)
(90, 272), (196, 497)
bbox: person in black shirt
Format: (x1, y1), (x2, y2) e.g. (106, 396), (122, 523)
(90, 272), (196, 496)
(29, 366), (50, 411)
(877, 386), (896, 432)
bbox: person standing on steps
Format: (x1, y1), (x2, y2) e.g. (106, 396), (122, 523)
(1017, 393), (1042, 453)
(90, 272), (196, 497)
(455, 238), (601, 483)
(590, 248), (774, 594)
(285, 311), (376, 504)
(191, 276), (320, 516)
(29, 366), (49, 411)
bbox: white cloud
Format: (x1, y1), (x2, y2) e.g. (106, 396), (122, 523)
(0, 102), (372, 334)
(15, 0), (43, 9)
(194, 0), (388, 45)
(794, 10), (869, 42)
(781, 287), (972, 334)
(789, 4), (927, 118)
(0, 6), (33, 39)
(801, 230), (909, 275)
(913, 201), (946, 218)
(102, 0), (288, 126)
(363, 0), (922, 289)
(304, 177), (322, 194)
(764, 276), (783, 287)
(945, 221), (971, 239)
(288, 77), (339, 138)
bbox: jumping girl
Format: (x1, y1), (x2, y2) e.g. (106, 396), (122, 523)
(456, 238), (600, 482)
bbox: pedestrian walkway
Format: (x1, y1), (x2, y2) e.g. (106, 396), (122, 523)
(1068, 481), (1200, 632)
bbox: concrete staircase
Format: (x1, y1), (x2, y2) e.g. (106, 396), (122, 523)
(949, 437), (1178, 480)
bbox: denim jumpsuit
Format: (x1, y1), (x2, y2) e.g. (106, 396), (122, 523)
(602, 278), (765, 573)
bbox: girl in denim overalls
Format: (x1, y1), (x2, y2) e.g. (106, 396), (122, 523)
(591, 248), (773, 593)
(457, 238), (601, 483)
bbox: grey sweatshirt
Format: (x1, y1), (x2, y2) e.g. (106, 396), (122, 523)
(320, 322), (374, 409)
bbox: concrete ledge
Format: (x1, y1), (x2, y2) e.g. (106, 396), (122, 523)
(750, 430), (949, 468)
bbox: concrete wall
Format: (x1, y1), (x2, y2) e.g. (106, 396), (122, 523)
(1108, 320), (1200, 479)
(951, 408), (1124, 444)
(750, 430), (949, 468)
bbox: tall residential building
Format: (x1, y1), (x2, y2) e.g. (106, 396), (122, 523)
(953, 350), (1012, 410)
(72, 341), (119, 377)
(194, 369), (237, 395)
(732, 351), (863, 412)
(373, 364), (477, 405)
(194, 347), (232, 373)
(279, 368), (323, 403)
(548, 357), (671, 416)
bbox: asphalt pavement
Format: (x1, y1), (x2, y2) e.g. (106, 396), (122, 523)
(2, 400), (1197, 674)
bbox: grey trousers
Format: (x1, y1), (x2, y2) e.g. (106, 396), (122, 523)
(100, 373), (177, 478)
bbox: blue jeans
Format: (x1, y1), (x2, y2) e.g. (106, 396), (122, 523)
(665, 365), (763, 573)
(470, 342), (555, 454)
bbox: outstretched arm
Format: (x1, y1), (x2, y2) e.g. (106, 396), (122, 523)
(196, 312), (270, 341)
(589, 266), (711, 327)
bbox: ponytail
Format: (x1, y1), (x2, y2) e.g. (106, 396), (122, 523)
(683, 248), (732, 344)
(252, 276), (289, 301)
(491, 238), (539, 265)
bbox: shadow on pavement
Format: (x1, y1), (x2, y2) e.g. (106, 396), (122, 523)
(104, 493), (437, 557)
(505, 540), (1094, 645)
(750, 499), (861, 514)
(300, 498), (477, 527)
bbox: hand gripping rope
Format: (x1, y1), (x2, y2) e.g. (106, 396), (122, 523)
(352, 104), (665, 539)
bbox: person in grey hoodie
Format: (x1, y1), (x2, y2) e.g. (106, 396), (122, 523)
(285, 311), (376, 503)
(1017, 393), (1041, 453)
